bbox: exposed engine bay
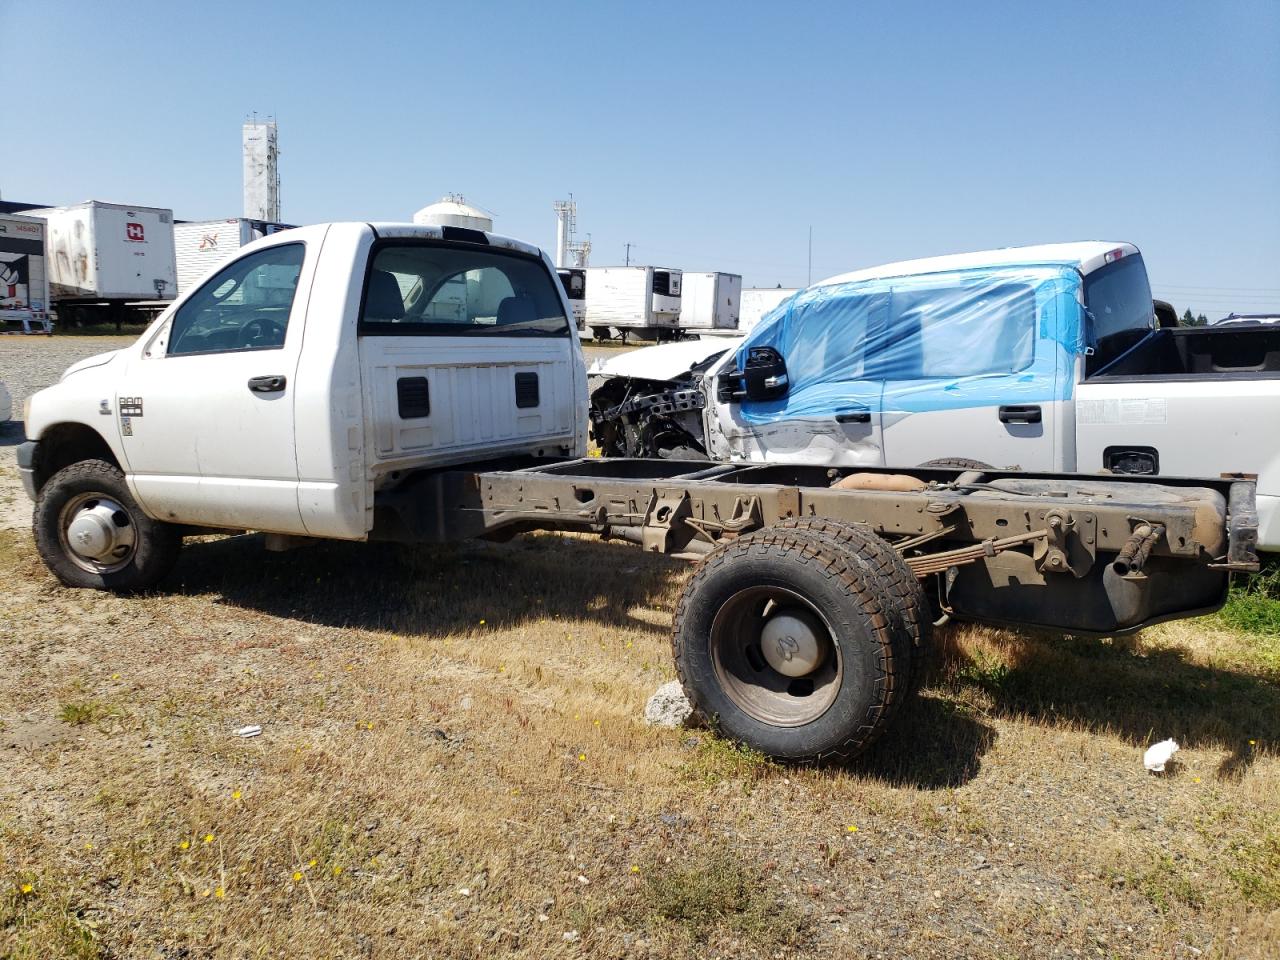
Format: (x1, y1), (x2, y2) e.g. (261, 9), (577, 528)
(588, 343), (731, 459)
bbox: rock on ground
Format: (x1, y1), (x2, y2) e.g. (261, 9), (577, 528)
(644, 680), (694, 728)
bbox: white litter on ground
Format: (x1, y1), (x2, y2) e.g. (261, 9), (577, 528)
(1143, 738), (1179, 772)
(234, 725), (263, 738)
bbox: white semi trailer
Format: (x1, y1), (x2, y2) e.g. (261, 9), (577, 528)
(174, 219), (297, 294)
(679, 271), (742, 336)
(26, 201), (178, 329)
(0, 212), (52, 334)
(584, 265), (682, 341)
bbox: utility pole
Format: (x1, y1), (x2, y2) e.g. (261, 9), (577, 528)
(624, 242), (633, 267)
(807, 225), (813, 287)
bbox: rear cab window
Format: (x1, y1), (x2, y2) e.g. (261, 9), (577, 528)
(359, 243), (570, 337)
(1083, 255), (1155, 375)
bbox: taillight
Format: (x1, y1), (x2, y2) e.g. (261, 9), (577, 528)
(1104, 247), (1127, 264)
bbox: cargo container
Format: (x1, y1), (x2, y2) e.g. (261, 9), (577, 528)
(25, 201), (178, 328)
(679, 271), (741, 334)
(584, 265), (681, 341)
(0, 212), (52, 333)
(739, 287), (799, 333)
(556, 267), (587, 331)
(174, 218), (297, 294)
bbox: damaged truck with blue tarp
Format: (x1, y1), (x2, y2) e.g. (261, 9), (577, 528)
(590, 242), (1280, 549)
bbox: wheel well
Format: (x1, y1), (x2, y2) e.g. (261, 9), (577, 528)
(33, 423), (121, 493)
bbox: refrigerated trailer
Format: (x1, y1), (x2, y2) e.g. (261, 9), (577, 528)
(175, 219), (297, 294)
(679, 271), (741, 335)
(557, 267), (587, 331)
(584, 265), (682, 341)
(0, 212), (52, 334)
(25, 201), (177, 329)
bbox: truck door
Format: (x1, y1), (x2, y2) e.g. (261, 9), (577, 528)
(119, 240), (313, 532)
(708, 290), (885, 466)
(356, 239), (581, 476)
(877, 275), (1064, 470)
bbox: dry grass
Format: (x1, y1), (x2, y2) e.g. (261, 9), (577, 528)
(0, 526), (1277, 958)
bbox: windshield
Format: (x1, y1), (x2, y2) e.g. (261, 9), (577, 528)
(1083, 255), (1154, 374)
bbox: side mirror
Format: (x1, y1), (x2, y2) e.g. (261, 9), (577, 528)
(743, 346), (789, 401)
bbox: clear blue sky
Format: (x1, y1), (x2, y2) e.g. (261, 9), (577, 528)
(4, 0), (1277, 317)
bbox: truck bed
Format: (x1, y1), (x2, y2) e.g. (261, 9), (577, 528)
(374, 458), (1258, 636)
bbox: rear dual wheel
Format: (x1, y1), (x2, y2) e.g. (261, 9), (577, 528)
(672, 525), (915, 763)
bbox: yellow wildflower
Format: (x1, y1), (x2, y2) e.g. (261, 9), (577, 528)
(203, 834), (214, 844)
(846, 825), (858, 833)
(293, 871), (303, 882)
(231, 790), (242, 800)
(308, 858), (318, 868)
(333, 865), (343, 876)
(19, 883), (33, 895)
(578, 753), (586, 762)
(179, 840), (190, 851)
(214, 887), (225, 898)
(630, 865), (640, 874)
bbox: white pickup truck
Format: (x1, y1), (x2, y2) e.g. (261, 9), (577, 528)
(590, 242), (1280, 549)
(18, 224), (1261, 763)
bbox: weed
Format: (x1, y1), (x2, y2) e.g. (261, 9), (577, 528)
(641, 849), (805, 947)
(1226, 825), (1280, 908)
(1217, 558), (1280, 641)
(682, 735), (775, 788)
(1132, 854), (1205, 913)
(955, 647), (1012, 691)
(57, 701), (115, 726)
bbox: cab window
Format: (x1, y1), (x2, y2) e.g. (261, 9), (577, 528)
(168, 243), (305, 355)
(360, 243), (569, 336)
(1084, 255), (1155, 375)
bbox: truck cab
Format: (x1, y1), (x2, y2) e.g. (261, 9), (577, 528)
(683, 242), (1278, 548)
(20, 222), (588, 585)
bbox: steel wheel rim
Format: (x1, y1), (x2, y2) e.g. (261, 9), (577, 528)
(58, 492), (137, 574)
(709, 585), (842, 727)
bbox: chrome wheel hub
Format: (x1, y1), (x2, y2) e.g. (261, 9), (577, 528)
(62, 495), (136, 570)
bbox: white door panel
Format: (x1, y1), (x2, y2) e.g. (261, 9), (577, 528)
(119, 237), (317, 533)
(879, 401), (1062, 470)
(715, 405), (883, 466)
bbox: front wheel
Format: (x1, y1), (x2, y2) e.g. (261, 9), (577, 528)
(33, 459), (181, 591)
(672, 527), (910, 763)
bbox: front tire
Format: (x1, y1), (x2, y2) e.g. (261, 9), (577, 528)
(672, 527), (910, 763)
(33, 459), (181, 591)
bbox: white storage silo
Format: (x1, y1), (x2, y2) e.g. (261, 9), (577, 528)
(412, 195), (493, 231)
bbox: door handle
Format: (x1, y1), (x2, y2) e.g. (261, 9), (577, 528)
(835, 410), (872, 424)
(998, 404), (1041, 424)
(248, 375), (287, 394)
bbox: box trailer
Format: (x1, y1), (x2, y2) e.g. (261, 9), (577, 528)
(584, 265), (682, 341)
(0, 212), (52, 334)
(739, 287), (798, 333)
(25, 201), (178, 328)
(556, 267), (587, 331)
(679, 271), (742, 334)
(175, 218), (297, 294)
